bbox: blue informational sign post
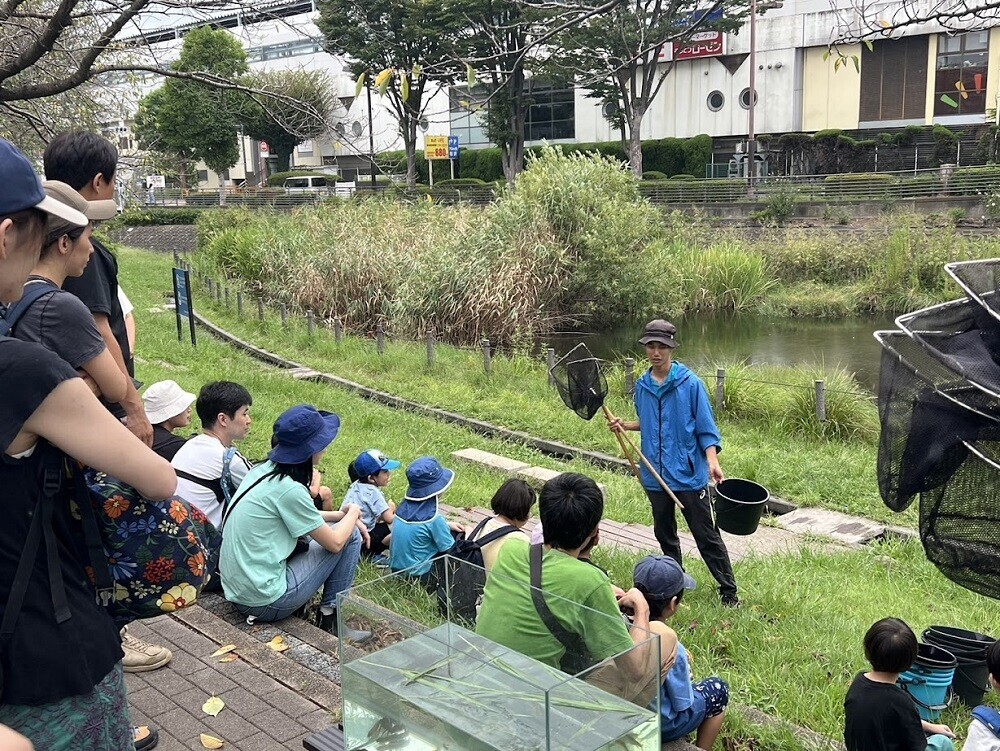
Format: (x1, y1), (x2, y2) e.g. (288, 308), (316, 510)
(172, 267), (196, 345)
(448, 135), (460, 160)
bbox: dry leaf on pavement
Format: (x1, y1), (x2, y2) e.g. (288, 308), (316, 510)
(210, 645), (237, 658)
(200, 734), (225, 749)
(202, 696), (225, 717)
(218, 654), (238, 663)
(267, 635), (289, 652)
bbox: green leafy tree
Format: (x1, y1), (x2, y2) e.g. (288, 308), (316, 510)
(559, 0), (746, 176)
(135, 27), (248, 181)
(317, 0), (468, 188)
(240, 70), (335, 173)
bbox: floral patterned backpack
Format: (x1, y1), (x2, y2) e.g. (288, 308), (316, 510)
(75, 467), (223, 625)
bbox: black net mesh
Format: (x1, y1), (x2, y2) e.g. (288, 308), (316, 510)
(947, 259), (1000, 323)
(550, 343), (609, 421)
(896, 298), (1000, 398)
(919, 442), (1000, 601)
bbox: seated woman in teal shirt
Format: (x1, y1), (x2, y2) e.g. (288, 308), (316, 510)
(219, 404), (370, 641)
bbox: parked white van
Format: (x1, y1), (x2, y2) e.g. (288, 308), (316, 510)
(283, 175), (331, 194)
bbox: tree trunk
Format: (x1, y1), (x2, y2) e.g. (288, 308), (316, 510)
(501, 67), (527, 183)
(626, 103), (647, 177)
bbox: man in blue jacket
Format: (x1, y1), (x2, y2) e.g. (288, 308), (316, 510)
(610, 319), (739, 607)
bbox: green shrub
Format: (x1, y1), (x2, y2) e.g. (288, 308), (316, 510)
(669, 173), (696, 180)
(682, 134), (713, 177)
(435, 178), (488, 186)
(115, 208), (205, 226)
(266, 170), (336, 187)
(642, 171), (669, 180)
(895, 174), (941, 197)
(931, 125), (959, 166)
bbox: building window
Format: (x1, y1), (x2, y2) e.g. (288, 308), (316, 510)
(707, 90), (725, 111)
(525, 86), (575, 141)
(934, 31), (989, 115)
(738, 88), (757, 109)
(449, 85), (491, 148)
(859, 37), (928, 122)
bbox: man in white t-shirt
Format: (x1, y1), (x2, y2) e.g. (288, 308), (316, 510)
(172, 381), (254, 529)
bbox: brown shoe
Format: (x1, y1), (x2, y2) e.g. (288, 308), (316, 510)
(134, 726), (159, 750)
(121, 628), (172, 673)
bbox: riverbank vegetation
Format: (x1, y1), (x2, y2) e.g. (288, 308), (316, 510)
(192, 148), (1000, 350)
(120, 251), (996, 749)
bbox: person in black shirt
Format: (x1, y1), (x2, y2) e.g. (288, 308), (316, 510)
(845, 618), (956, 751)
(43, 130), (153, 446)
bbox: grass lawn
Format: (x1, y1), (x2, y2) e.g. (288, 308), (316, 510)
(118, 247), (996, 749)
(130, 247), (900, 526)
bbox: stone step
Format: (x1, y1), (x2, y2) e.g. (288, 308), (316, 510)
(450, 447), (530, 474)
(774, 507), (885, 545)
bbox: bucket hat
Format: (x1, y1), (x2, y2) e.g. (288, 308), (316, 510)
(0, 138), (88, 227)
(268, 404), (340, 464)
(638, 319), (679, 348)
(142, 380), (196, 425)
(403, 456), (454, 501)
(353, 449), (401, 479)
(43, 180), (117, 235)
(633, 555), (697, 598)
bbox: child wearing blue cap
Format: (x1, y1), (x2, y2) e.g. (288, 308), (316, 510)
(342, 449), (401, 558)
(389, 456), (464, 582)
(634, 555), (728, 750)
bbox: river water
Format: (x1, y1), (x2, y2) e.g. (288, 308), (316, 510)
(544, 314), (897, 393)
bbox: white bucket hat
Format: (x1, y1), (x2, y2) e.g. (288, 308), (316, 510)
(142, 380), (196, 425)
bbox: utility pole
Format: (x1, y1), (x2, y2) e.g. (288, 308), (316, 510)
(366, 75), (377, 186)
(747, 0), (757, 195)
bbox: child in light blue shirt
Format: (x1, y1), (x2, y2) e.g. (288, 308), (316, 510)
(341, 449), (400, 557)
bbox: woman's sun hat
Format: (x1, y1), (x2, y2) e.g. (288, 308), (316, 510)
(268, 404), (341, 464)
(403, 456), (454, 501)
(42, 180), (117, 236)
(0, 138), (87, 227)
(142, 380), (196, 425)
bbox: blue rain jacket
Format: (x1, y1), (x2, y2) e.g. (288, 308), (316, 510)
(633, 362), (722, 492)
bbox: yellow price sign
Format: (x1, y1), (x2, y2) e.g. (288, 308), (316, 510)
(424, 135), (449, 160)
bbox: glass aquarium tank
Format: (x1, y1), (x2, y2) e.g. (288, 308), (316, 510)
(338, 557), (661, 751)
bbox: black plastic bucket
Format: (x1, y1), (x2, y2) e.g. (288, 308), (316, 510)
(923, 626), (995, 652)
(921, 626), (996, 708)
(713, 479), (769, 536)
(952, 661), (992, 707)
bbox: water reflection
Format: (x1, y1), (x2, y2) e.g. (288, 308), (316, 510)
(542, 314), (896, 393)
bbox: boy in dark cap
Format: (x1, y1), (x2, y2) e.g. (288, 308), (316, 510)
(610, 319), (739, 607)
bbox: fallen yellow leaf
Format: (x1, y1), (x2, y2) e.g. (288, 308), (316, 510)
(218, 654), (238, 663)
(200, 733), (225, 749)
(210, 644), (237, 658)
(267, 635), (289, 652)
(202, 696), (225, 717)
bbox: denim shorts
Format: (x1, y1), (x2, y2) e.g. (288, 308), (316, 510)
(660, 677), (729, 742)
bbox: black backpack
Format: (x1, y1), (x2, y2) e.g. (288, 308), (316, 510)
(433, 516), (518, 623)
(1, 280), (59, 337)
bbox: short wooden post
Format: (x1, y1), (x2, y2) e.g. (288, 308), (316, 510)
(716, 368), (726, 411)
(215, 280), (222, 304)
(482, 338), (492, 375)
(172, 250), (180, 266)
(280, 303), (288, 328)
(224, 286), (230, 308)
(815, 380), (827, 423)
(256, 296), (264, 323)
(237, 291), (244, 316)
(206, 278), (214, 296)
(547, 347), (556, 387)
(307, 309), (315, 336)
(334, 317), (344, 344)
(426, 331), (435, 367)
(625, 357), (635, 396)
(376, 324), (385, 355)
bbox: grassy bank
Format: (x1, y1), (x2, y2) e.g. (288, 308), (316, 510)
(136, 245), (893, 524)
(119, 247), (996, 748)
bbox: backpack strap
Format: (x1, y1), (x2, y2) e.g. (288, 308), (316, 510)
(73, 466), (115, 607)
(220, 446), (237, 505)
(528, 543), (581, 654)
(474, 522), (519, 547)
(2, 280), (58, 337)
(973, 706), (1000, 738)
(220, 470), (277, 530)
(175, 469), (225, 505)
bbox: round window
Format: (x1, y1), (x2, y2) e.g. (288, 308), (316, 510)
(707, 90), (725, 112)
(739, 88), (758, 109)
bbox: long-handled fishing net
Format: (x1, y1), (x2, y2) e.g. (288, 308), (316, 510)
(550, 343), (683, 509)
(876, 285), (1000, 600)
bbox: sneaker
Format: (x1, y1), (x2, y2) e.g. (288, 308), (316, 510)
(371, 554), (390, 569)
(317, 609), (374, 644)
(121, 628), (172, 673)
(721, 593), (741, 608)
(134, 725), (159, 751)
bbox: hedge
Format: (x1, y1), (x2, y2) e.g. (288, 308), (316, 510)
(822, 173), (896, 198)
(435, 177), (488, 186)
(948, 166), (1000, 195)
(642, 171), (668, 180)
(115, 208), (206, 226)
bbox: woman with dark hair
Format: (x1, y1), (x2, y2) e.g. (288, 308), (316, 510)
(468, 478), (536, 572)
(219, 404), (369, 641)
(0, 138), (177, 751)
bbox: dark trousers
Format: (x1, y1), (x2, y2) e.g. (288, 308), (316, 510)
(644, 488), (738, 598)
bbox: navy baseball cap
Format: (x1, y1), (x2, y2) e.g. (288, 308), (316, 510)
(633, 555), (697, 597)
(0, 138), (88, 227)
